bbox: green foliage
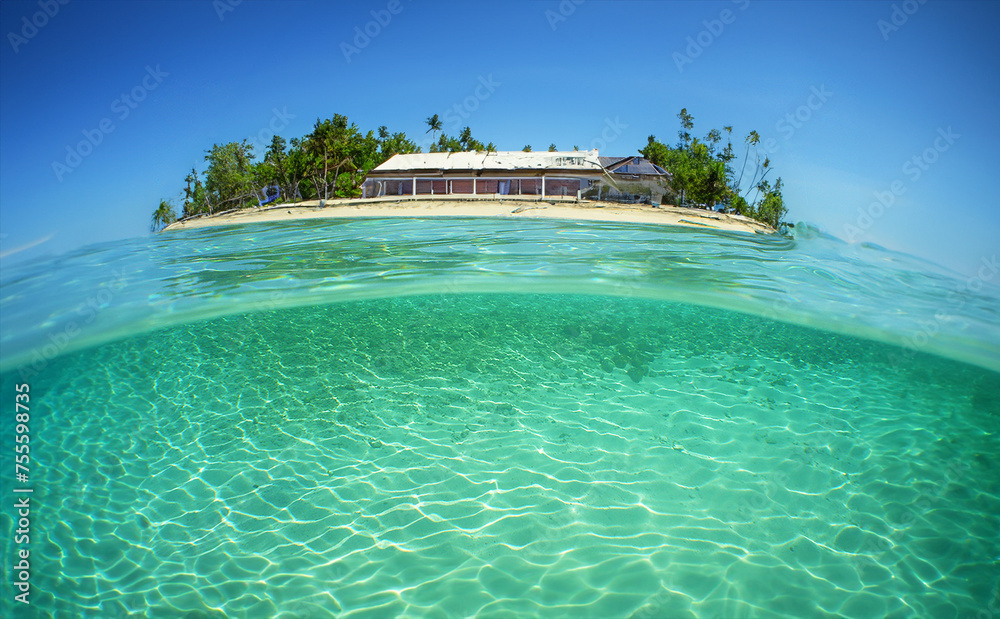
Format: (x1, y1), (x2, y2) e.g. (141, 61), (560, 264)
(182, 167), (208, 217)
(302, 115), (358, 199)
(151, 199), (176, 232)
(641, 109), (788, 227)
(730, 194), (750, 217)
(169, 113), (420, 218)
(161, 108), (787, 229)
(676, 108), (694, 149)
(752, 178), (787, 228)
(429, 126), (485, 153)
(203, 140), (258, 211)
(425, 114), (442, 142)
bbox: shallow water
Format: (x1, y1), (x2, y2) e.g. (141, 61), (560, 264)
(1, 218), (998, 618)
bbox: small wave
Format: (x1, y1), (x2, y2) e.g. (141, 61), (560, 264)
(1, 217), (998, 374)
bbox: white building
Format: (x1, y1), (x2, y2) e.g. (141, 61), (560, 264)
(361, 150), (607, 199)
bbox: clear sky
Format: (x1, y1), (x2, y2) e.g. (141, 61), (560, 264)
(1, 0), (997, 277)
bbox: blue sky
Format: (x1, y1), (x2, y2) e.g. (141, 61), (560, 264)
(1, 0), (997, 276)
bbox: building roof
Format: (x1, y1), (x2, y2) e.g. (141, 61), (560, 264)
(370, 150), (604, 174)
(599, 156), (631, 168)
(600, 156), (670, 177)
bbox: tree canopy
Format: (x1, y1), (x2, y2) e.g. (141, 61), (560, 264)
(640, 108), (787, 228)
(154, 109), (787, 230)
(150, 199), (176, 232)
(171, 113), (418, 219)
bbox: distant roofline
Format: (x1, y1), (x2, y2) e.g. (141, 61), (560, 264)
(370, 150), (605, 175)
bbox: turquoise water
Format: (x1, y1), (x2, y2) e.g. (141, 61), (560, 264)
(1, 218), (998, 618)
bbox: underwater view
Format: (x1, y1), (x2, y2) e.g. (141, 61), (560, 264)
(1, 218), (999, 618)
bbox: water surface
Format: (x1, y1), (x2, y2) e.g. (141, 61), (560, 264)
(1, 218), (998, 617)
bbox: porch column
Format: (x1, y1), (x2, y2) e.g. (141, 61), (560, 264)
(473, 178), (477, 195)
(541, 175), (546, 199)
(412, 176), (416, 196)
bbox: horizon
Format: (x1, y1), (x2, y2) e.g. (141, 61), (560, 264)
(1, 0), (997, 279)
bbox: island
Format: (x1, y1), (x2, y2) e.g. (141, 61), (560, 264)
(153, 109), (787, 235)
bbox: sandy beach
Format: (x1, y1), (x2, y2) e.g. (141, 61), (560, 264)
(162, 196), (775, 234)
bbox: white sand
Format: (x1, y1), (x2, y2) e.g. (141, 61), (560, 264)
(162, 196), (774, 235)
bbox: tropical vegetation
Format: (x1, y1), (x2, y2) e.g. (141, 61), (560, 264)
(160, 114), (420, 220)
(153, 108), (787, 230)
(640, 109), (787, 228)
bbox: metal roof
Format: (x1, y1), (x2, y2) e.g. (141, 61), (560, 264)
(371, 150), (604, 173)
(599, 156), (631, 168)
(600, 156), (671, 176)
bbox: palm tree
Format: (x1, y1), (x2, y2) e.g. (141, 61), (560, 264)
(459, 126), (473, 149)
(749, 157), (772, 206)
(182, 168), (197, 213)
(522, 145), (532, 152)
(736, 130), (760, 192)
(151, 199), (176, 232)
(425, 114), (442, 143)
(548, 143), (557, 152)
(481, 142), (498, 164)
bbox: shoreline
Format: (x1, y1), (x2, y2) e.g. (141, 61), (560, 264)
(162, 196), (776, 235)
